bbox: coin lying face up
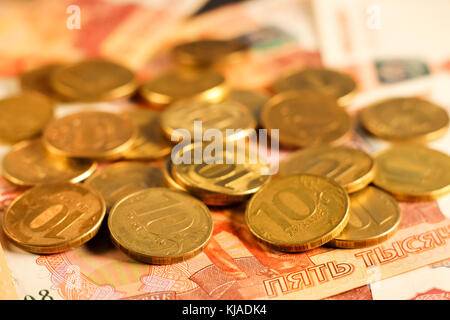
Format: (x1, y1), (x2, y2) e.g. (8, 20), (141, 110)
(140, 69), (227, 108)
(328, 187), (401, 248)
(373, 144), (450, 201)
(43, 111), (137, 159)
(279, 145), (375, 193)
(85, 162), (164, 210)
(2, 139), (97, 186)
(2, 183), (106, 254)
(261, 90), (352, 149)
(273, 67), (357, 106)
(50, 59), (137, 101)
(171, 142), (271, 205)
(360, 97), (449, 143)
(0, 92), (54, 144)
(246, 174), (350, 252)
(108, 188), (213, 264)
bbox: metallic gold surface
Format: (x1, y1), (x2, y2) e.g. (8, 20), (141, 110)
(245, 174), (350, 252)
(227, 89), (270, 120)
(2, 183), (106, 254)
(0, 92), (54, 144)
(108, 188), (213, 264)
(162, 159), (187, 192)
(279, 145), (375, 193)
(360, 97), (449, 142)
(42, 111), (137, 159)
(20, 63), (64, 98)
(160, 99), (257, 142)
(328, 187), (401, 248)
(373, 144), (450, 201)
(261, 90), (352, 149)
(2, 139), (97, 186)
(171, 142), (271, 205)
(273, 67), (357, 106)
(140, 69), (227, 108)
(50, 59), (137, 101)
(85, 162), (164, 210)
(122, 109), (172, 160)
(172, 39), (248, 67)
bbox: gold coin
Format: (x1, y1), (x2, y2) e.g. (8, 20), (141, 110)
(50, 59), (137, 101)
(246, 174), (350, 252)
(20, 63), (64, 98)
(0, 92), (54, 144)
(160, 99), (257, 142)
(172, 39), (248, 67)
(261, 90), (352, 149)
(171, 142), (271, 205)
(162, 159), (187, 192)
(227, 89), (270, 120)
(122, 109), (172, 160)
(2, 139), (97, 186)
(273, 67), (357, 106)
(373, 144), (450, 201)
(279, 146), (375, 193)
(108, 188), (213, 264)
(360, 97), (449, 142)
(43, 111), (137, 159)
(139, 69), (227, 108)
(85, 162), (164, 210)
(328, 187), (401, 248)
(2, 183), (106, 254)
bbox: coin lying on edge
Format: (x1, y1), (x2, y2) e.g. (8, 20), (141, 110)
(171, 142), (271, 205)
(140, 69), (228, 109)
(160, 99), (257, 142)
(2, 183), (106, 254)
(273, 67), (357, 106)
(85, 162), (164, 210)
(246, 174), (350, 252)
(328, 187), (401, 248)
(2, 139), (97, 186)
(279, 145), (375, 193)
(171, 38), (248, 67)
(360, 97), (449, 143)
(108, 188), (213, 264)
(261, 90), (352, 149)
(0, 92), (54, 144)
(43, 111), (137, 159)
(50, 59), (137, 101)
(373, 144), (450, 201)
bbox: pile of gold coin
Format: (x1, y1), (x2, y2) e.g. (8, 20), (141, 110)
(1, 37), (449, 264)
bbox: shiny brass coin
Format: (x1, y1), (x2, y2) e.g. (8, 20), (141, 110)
(360, 97), (449, 142)
(261, 90), (352, 149)
(328, 187), (401, 248)
(273, 67), (357, 106)
(85, 162), (164, 210)
(122, 109), (172, 160)
(162, 159), (187, 192)
(172, 39), (248, 67)
(279, 145), (375, 193)
(43, 111), (137, 159)
(373, 144), (450, 201)
(161, 99), (257, 142)
(2, 183), (106, 254)
(2, 139), (97, 186)
(227, 89), (270, 120)
(108, 188), (213, 264)
(171, 142), (271, 205)
(140, 69), (228, 108)
(245, 174), (350, 252)
(50, 59), (137, 101)
(0, 92), (54, 144)
(20, 63), (64, 98)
